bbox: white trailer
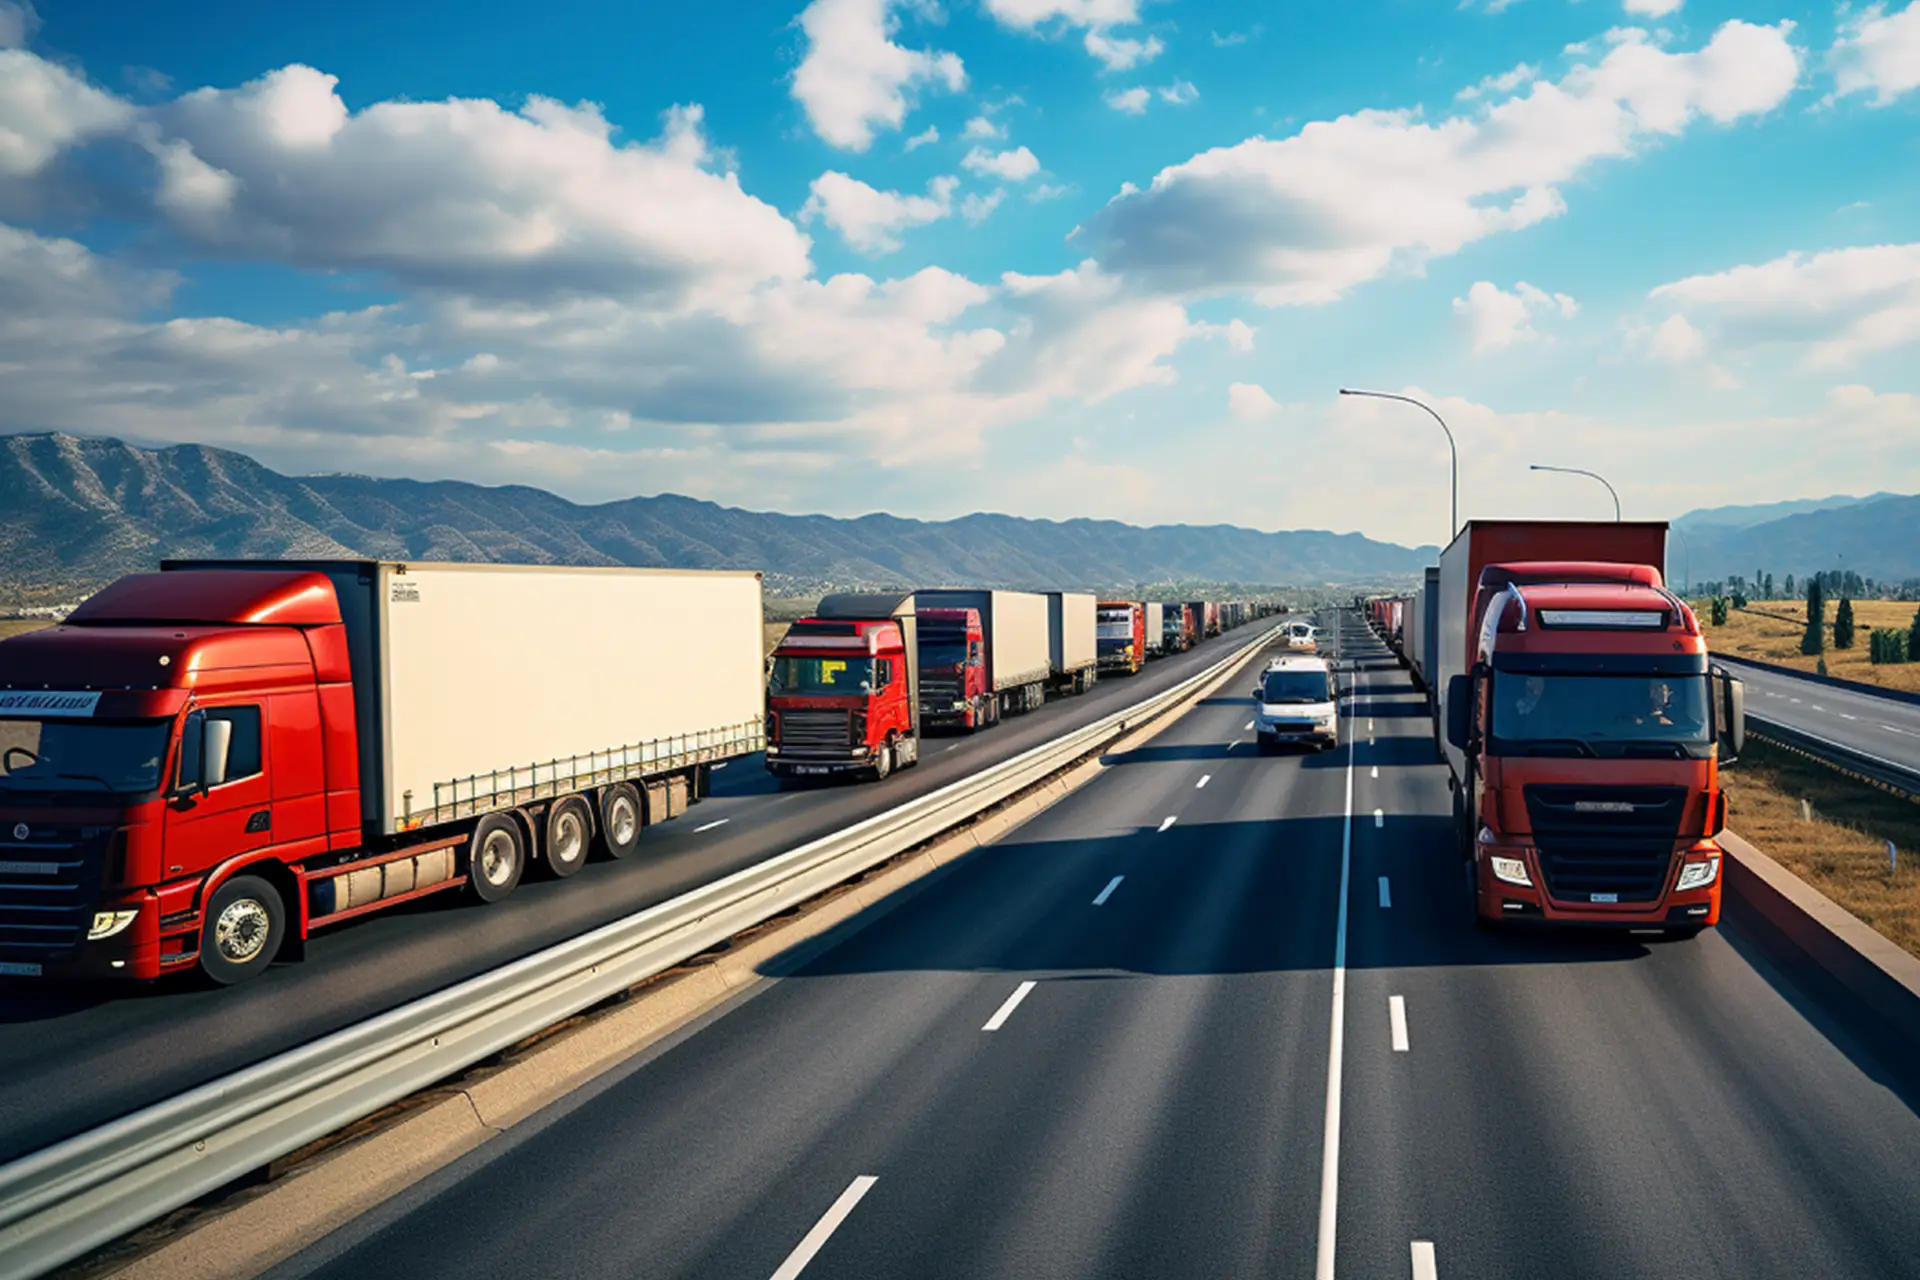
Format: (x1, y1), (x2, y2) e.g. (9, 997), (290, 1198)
(916, 589), (1053, 715)
(1143, 602), (1165, 656)
(1044, 591), (1097, 696)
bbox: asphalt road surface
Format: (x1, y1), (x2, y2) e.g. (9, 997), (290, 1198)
(1716, 654), (1920, 778)
(264, 615), (1920, 1280)
(0, 617), (1280, 1164)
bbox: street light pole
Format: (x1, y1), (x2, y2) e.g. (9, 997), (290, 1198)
(1338, 389), (1458, 542)
(1528, 463), (1621, 521)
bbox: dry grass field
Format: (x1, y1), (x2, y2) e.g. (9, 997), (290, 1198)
(0, 620), (51, 641)
(1694, 599), (1920, 694)
(763, 621), (789, 658)
(1727, 740), (1920, 959)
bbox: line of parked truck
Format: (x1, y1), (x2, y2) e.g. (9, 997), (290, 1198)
(0, 558), (1269, 987)
(1363, 520), (1747, 938)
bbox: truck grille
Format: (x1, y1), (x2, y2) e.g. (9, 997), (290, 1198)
(0, 825), (108, 960)
(1522, 785), (1687, 904)
(921, 676), (962, 703)
(778, 710), (852, 749)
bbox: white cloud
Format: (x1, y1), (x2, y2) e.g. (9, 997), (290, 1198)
(1828, 1), (1920, 105)
(791, 0), (966, 152)
(0, 49), (135, 179)
(1158, 79), (1198, 105)
(1646, 312), (1706, 362)
(1211, 30), (1252, 48)
(801, 171), (957, 253)
(903, 125), (939, 151)
(1104, 87), (1150, 114)
(1087, 20), (1801, 305)
(1083, 30), (1164, 72)
(1451, 280), (1577, 353)
(962, 144), (1040, 181)
(1650, 242), (1920, 368)
(962, 115), (1003, 140)
(1028, 182), (1073, 202)
(1456, 62), (1538, 101)
(1624, 0), (1683, 17)
(0, 1), (40, 48)
(1224, 318), (1255, 352)
(961, 189), (1005, 223)
(1227, 382), (1279, 418)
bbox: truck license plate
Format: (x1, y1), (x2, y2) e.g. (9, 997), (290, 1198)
(0, 962), (42, 977)
(1589, 892), (1618, 904)
(795, 766), (830, 775)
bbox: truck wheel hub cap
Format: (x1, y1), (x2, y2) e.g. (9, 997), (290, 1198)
(554, 814), (584, 861)
(215, 899), (270, 962)
(611, 801), (637, 844)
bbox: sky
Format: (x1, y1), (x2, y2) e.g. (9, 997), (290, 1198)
(0, 0), (1916, 549)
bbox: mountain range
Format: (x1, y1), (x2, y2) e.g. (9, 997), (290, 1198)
(0, 433), (1434, 605)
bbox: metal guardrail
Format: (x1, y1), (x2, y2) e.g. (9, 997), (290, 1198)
(0, 628), (1279, 1279)
(1746, 713), (1920, 804)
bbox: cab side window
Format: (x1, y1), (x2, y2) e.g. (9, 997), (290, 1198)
(873, 660), (893, 691)
(176, 706), (264, 790)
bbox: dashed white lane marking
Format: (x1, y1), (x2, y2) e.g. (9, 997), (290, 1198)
(982, 981), (1038, 1031)
(1841, 713), (1860, 721)
(1197, 774), (1212, 789)
(1411, 1240), (1438, 1280)
(694, 818), (730, 833)
(1790, 697), (1802, 704)
(769, 1176), (879, 1280)
(1390, 995), (1410, 1052)
(1159, 815), (1178, 832)
(1812, 705), (1826, 712)
(1374, 809), (1384, 829)
(1378, 876), (1391, 908)
(1370, 765), (1379, 779)
(1884, 725), (1910, 735)
(1245, 720), (1255, 731)
(943, 744), (960, 752)
(1093, 875), (1124, 906)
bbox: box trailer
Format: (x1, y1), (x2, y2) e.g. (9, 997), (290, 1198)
(914, 589), (1052, 715)
(1043, 591), (1098, 696)
(1143, 602), (1166, 657)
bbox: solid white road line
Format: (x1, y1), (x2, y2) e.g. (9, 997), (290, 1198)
(1093, 875), (1124, 906)
(1159, 815), (1178, 832)
(1389, 995), (1409, 1052)
(982, 981), (1038, 1031)
(769, 1176), (879, 1280)
(1374, 809), (1384, 829)
(1378, 876), (1391, 908)
(694, 818), (730, 833)
(1411, 1240), (1438, 1280)
(1313, 665), (1359, 1280)
(1197, 774), (1212, 789)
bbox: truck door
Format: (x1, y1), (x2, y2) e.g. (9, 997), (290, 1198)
(164, 704), (273, 876)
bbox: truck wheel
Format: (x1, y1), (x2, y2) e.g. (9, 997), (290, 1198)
(199, 874), (285, 986)
(599, 783), (642, 859)
(544, 796), (592, 878)
(467, 814), (525, 903)
(872, 741), (894, 782)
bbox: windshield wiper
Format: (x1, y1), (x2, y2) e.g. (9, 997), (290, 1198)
(1519, 738), (1596, 758)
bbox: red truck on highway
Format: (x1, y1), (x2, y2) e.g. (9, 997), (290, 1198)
(765, 593), (922, 782)
(1434, 522), (1746, 935)
(1096, 601), (1146, 675)
(0, 561), (766, 985)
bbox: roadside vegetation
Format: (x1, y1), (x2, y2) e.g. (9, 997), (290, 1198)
(1726, 740), (1920, 959)
(1695, 598), (1920, 694)
(0, 620), (50, 641)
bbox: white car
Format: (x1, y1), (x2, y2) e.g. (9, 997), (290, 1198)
(1284, 620), (1318, 652)
(1251, 655), (1339, 751)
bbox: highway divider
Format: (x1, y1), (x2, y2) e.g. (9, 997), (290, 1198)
(1745, 713), (1920, 803)
(0, 627), (1281, 1280)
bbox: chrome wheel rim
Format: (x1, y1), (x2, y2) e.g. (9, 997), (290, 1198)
(610, 797), (638, 846)
(479, 829), (518, 884)
(553, 809), (586, 864)
(214, 897), (271, 963)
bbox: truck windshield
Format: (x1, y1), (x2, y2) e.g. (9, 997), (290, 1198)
(1261, 670), (1331, 704)
(920, 638), (969, 667)
(768, 656), (876, 696)
(1492, 674), (1710, 746)
(0, 719), (171, 794)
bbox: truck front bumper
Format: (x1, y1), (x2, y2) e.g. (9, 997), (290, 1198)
(766, 749), (877, 777)
(0, 893), (164, 982)
(1473, 834), (1722, 928)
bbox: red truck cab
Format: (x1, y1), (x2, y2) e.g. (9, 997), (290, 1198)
(765, 593), (921, 783)
(0, 571), (357, 983)
(916, 608), (994, 731)
(1446, 565), (1746, 935)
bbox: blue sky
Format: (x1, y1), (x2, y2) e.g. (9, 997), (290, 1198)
(0, 0), (1915, 547)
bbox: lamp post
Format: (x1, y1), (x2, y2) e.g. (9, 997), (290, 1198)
(1338, 388), (1458, 542)
(1669, 524), (1691, 595)
(1528, 464), (1621, 521)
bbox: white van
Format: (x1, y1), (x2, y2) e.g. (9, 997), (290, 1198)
(1284, 620), (1317, 652)
(1251, 655), (1339, 751)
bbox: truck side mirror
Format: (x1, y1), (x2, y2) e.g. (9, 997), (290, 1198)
(201, 717), (233, 792)
(1251, 686), (1263, 700)
(1445, 674), (1474, 751)
(1719, 673), (1745, 763)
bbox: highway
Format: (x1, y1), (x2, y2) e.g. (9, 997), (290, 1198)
(260, 616), (1920, 1280)
(0, 618), (1276, 1166)
(1716, 654), (1920, 777)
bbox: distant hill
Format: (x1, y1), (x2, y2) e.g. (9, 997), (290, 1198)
(0, 433), (1434, 605)
(1683, 493), (1920, 586)
(1675, 492), (1896, 532)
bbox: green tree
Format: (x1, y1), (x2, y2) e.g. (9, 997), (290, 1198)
(1785, 574), (1795, 598)
(1835, 597), (1856, 649)
(1802, 578), (1825, 655)
(1709, 597), (1729, 627)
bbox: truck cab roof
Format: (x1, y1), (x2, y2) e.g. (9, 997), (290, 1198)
(1483, 580), (1702, 659)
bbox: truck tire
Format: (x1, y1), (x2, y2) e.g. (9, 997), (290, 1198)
(599, 783), (642, 859)
(199, 874), (285, 986)
(544, 796), (592, 878)
(467, 813), (525, 902)
(871, 740), (894, 782)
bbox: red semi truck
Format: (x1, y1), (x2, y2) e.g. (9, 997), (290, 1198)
(916, 606), (995, 731)
(765, 593), (922, 781)
(1434, 522), (1746, 935)
(1096, 601), (1146, 675)
(0, 561), (766, 985)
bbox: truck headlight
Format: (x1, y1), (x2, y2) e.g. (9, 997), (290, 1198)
(951, 701), (967, 710)
(1490, 856), (1532, 887)
(1675, 857), (1719, 891)
(88, 909), (140, 940)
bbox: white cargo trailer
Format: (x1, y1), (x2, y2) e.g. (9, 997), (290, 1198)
(916, 589), (1053, 715)
(1043, 591), (1097, 696)
(1143, 602), (1165, 656)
